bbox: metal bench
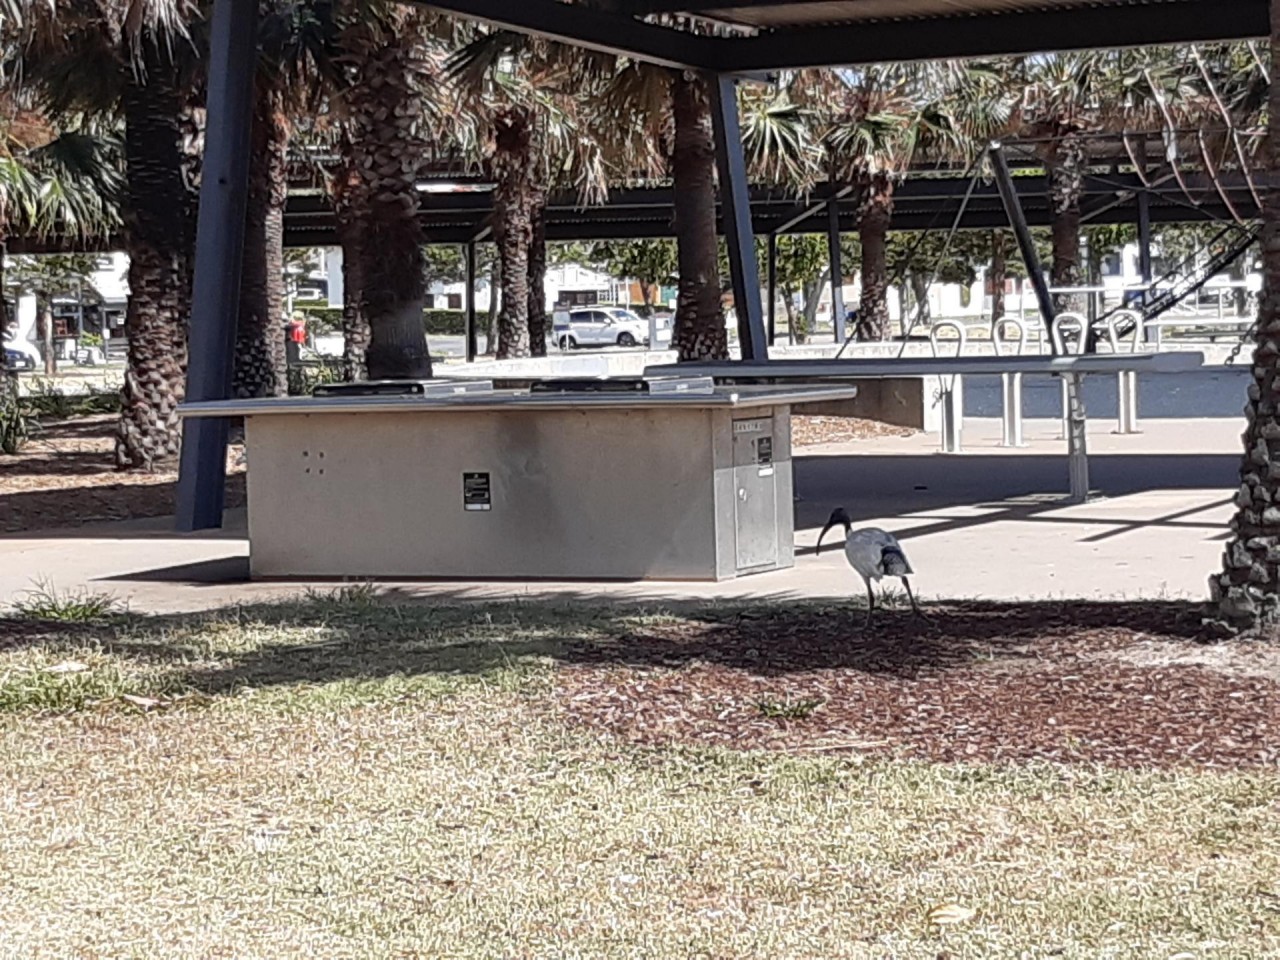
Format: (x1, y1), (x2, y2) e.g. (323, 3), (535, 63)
(645, 349), (1204, 504)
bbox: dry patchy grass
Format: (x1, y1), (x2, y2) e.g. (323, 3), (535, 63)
(1, 592), (1279, 958)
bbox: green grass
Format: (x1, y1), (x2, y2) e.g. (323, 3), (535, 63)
(12, 580), (122, 624)
(1, 590), (1278, 958)
(0, 588), (649, 714)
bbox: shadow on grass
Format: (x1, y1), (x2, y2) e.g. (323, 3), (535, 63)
(0, 589), (1212, 705)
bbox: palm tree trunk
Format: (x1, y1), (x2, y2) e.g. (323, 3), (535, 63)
(671, 73), (726, 361)
(857, 179), (894, 341)
(908, 272), (931, 328)
(1210, 0), (1280, 634)
(493, 111), (534, 360)
(234, 85), (289, 398)
(0, 235), (15, 454)
(332, 161), (369, 382)
(339, 17), (432, 380)
(527, 185), (548, 358)
(991, 230), (1007, 325)
(0, 236), (9, 391)
(1045, 136), (1086, 318)
(800, 267), (828, 344)
(115, 38), (191, 471)
(781, 282), (798, 343)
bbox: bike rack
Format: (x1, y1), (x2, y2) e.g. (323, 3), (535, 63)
(1104, 309), (1142, 435)
(992, 316), (1028, 448)
(930, 320), (967, 454)
(1051, 312), (1090, 503)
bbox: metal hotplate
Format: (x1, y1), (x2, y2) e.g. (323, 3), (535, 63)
(529, 376), (715, 396)
(179, 384), (861, 418)
(313, 378), (494, 398)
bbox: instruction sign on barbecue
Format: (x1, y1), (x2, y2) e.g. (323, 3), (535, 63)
(463, 472), (491, 511)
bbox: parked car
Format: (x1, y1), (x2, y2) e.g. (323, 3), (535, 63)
(4, 347), (35, 371)
(551, 307), (659, 350)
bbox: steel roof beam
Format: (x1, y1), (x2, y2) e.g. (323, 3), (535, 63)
(418, 0), (715, 70)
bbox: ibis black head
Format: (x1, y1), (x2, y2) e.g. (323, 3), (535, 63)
(816, 507), (853, 555)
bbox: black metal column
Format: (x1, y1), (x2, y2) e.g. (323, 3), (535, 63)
(465, 241), (478, 362)
(827, 200), (845, 342)
(766, 232), (777, 346)
(708, 73), (768, 362)
(174, 0), (258, 531)
(989, 143), (1056, 348)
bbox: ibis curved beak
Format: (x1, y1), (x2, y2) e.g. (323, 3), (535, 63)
(816, 520), (834, 555)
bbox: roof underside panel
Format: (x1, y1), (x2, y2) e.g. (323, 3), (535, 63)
(696, 0), (1109, 29)
(423, 0), (1267, 69)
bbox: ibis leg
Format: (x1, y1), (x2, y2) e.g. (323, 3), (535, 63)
(902, 577), (928, 621)
(862, 575), (875, 628)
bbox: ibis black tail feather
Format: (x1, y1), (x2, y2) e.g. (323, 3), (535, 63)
(881, 545), (913, 577)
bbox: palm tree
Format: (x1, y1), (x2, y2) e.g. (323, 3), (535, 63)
(330, 5), (447, 380)
(527, 179), (547, 355)
(234, 83), (290, 397)
(233, 0), (338, 398)
(450, 32), (608, 360)
(1013, 48), (1209, 323)
(806, 63), (1011, 341)
(24, 1), (200, 469)
(1208, 33), (1279, 632)
(488, 99), (536, 359)
(114, 37), (196, 468)
(1014, 54), (1124, 318)
(575, 51), (727, 360)
(668, 72), (724, 359)
(0, 101), (121, 388)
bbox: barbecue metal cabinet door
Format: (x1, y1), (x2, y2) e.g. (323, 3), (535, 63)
(731, 416), (778, 571)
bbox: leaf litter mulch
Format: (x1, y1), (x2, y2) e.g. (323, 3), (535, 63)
(557, 600), (1280, 770)
(791, 415), (917, 446)
(1, 415), (245, 533)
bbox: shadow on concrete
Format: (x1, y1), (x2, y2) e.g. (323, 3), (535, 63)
(99, 556), (252, 584)
(0, 591), (1211, 690)
(7, 452), (1236, 557)
(794, 451), (1236, 550)
(1, 501), (246, 541)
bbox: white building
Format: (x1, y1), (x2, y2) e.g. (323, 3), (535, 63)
(321, 247), (625, 313)
(4, 252), (128, 362)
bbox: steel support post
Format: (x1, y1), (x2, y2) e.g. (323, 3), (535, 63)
(1065, 372), (1089, 503)
(766, 232), (777, 346)
(708, 74), (768, 362)
(465, 241), (478, 362)
(174, 0), (258, 532)
(989, 143), (1056, 347)
(827, 200), (845, 343)
(1001, 372), (1025, 447)
(940, 376), (964, 454)
(1116, 370), (1140, 434)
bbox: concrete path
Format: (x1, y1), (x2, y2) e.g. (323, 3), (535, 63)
(0, 417), (1243, 615)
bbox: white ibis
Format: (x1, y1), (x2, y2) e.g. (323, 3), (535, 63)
(816, 507), (925, 625)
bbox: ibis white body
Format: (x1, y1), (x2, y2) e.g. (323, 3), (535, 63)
(843, 526), (914, 583)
